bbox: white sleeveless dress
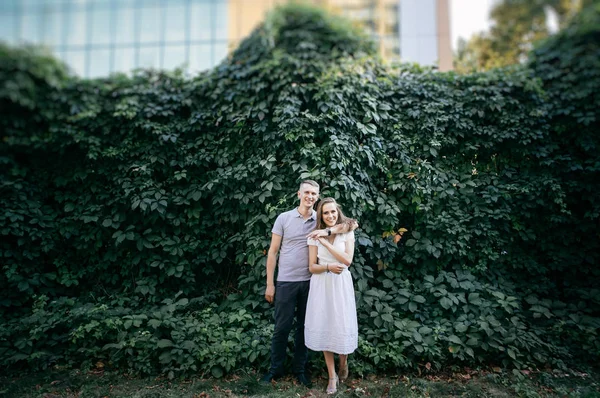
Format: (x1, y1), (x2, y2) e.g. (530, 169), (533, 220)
(304, 231), (358, 354)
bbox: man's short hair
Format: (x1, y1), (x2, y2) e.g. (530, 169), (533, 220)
(299, 180), (319, 191)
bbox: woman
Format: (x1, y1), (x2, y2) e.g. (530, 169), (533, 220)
(305, 198), (358, 394)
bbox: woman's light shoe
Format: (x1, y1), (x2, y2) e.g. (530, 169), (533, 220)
(326, 374), (339, 395)
(339, 363), (348, 382)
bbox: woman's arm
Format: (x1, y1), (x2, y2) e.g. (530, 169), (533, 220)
(308, 244), (329, 274)
(318, 233), (355, 267)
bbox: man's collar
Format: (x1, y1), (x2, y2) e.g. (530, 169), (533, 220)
(295, 207), (316, 220)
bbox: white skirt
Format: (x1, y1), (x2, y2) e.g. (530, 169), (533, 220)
(304, 267), (358, 354)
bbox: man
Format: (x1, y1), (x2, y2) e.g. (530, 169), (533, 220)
(261, 180), (355, 387)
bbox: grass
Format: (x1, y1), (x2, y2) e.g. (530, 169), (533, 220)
(1, 368), (599, 398)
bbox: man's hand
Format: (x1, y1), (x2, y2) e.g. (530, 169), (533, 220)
(307, 229), (328, 239)
(265, 285), (275, 304)
(307, 220), (359, 239)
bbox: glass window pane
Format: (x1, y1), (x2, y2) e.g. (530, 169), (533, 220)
(90, 8), (111, 45)
(0, 15), (17, 44)
(138, 45), (160, 69)
(64, 50), (86, 76)
(113, 46), (135, 74)
(65, 8), (87, 47)
(139, 6), (160, 44)
(0, 0), (18, 12)
(164, 5), (186, 43)
(38, 2), (64, 13)
(40, 10), (64, 48)
(89, 0), (113, 5)
(189, 44), (212, 73)
(21, 0), (51, 12)
(55, 51), (67, 65)
(20, 13), (42, 43)
(110, 0), (137, 5)
(214, 2), (227, 41)
(190, 3), (212, 41)
(114, 7), (135, 45)
(213, 42), (228, 67)
(88, 48), (111, 77)
(140, 0), (161, 7)
(163, 45), (186, 70)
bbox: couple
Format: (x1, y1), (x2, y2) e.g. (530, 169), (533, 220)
(262, 180), (358, 394)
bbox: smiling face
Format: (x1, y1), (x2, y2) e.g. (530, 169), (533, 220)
(297, 183), (319, 210)
(321, 202), (338, 227)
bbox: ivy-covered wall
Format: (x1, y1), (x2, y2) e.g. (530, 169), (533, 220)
(1, 4), (598, 376)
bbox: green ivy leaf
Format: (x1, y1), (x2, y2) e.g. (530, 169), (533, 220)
(157, 339), (174, 348)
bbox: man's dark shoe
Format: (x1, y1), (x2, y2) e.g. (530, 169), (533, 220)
(295, 373), (313, 388)
(260, 372), (279, 384)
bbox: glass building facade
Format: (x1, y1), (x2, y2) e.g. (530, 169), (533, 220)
(228, 0), (451, 70)
(227, 0), (404, 63)
(0, 0), (451, 78)
(328, 0), (401, 61)
(0, 0), (229, 77)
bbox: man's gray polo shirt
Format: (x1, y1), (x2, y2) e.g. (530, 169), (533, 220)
(272, 208), (316, 282)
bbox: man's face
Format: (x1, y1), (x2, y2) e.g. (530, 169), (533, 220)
(297, 184), (319, 209)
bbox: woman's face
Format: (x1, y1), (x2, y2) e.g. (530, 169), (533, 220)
(321, 203), (338, 227)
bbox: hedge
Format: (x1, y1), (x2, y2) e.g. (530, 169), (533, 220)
(1, 3), (599, 376)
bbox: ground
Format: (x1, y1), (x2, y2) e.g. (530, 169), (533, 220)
(1, 368), (599, 398)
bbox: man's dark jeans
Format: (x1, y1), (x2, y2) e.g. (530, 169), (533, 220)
(269, 280), (310, 376)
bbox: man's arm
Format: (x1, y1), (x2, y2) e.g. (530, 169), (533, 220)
(265, 233), (282, 304)
(307, 218), (359, 239)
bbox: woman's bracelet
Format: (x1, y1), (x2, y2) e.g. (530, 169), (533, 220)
(326, 264), (329, 273)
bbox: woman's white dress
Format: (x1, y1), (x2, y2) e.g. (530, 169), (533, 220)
(304, 231), (358, 354)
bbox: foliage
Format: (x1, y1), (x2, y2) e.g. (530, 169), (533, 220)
(453, 0), (595, 73)
(1, 3), (599, 376)
(0, 293), (271, 378)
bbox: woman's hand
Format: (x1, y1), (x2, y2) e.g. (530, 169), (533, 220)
(327, 262), (346, 274)
(317, 237), (354, 267)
